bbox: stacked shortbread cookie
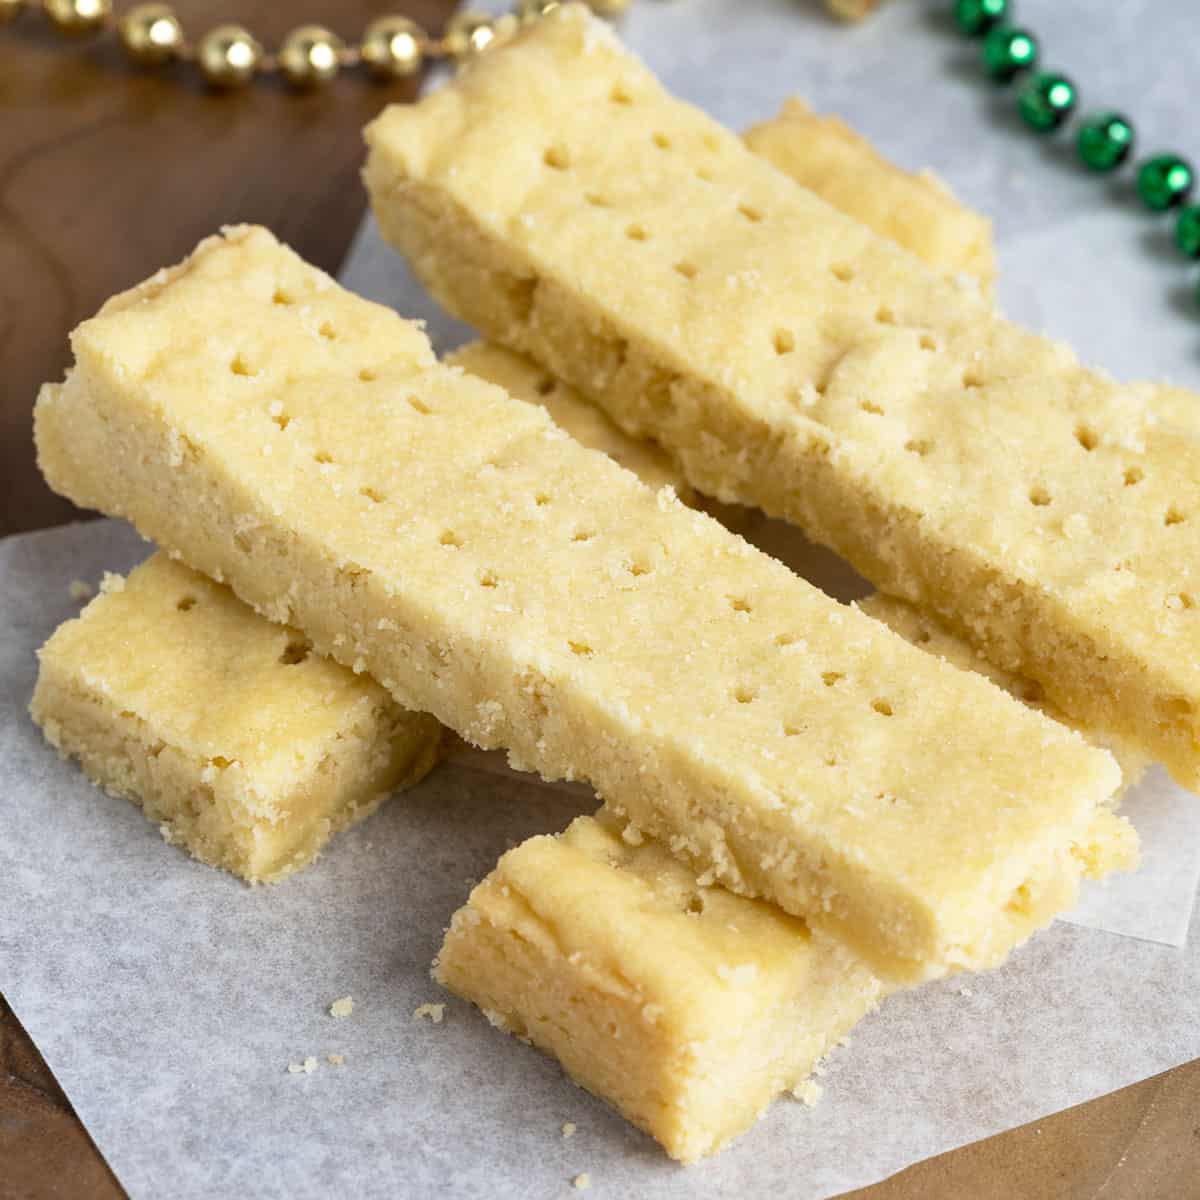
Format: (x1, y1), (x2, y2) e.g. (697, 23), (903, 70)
(33, 4), (1191, 1165)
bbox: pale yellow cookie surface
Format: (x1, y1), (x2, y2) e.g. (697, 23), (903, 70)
(31, 553), (442, 883)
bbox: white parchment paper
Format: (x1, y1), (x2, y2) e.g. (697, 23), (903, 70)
(4, 2), (1200, 1196)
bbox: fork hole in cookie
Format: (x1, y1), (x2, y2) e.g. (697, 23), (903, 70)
(279, 638), (310, 665)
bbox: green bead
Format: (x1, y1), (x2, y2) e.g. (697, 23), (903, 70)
(982, 25), (1038, 83)
(1176, 206), (1200, 259)
(1017, 72), (1077, 133)
(1137, 154), (1194, 212)
(953, 0), (1008, 36)
(1076, 111), (1135, 172)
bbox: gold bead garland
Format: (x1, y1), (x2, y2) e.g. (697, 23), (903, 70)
(2, 0), (629, 89)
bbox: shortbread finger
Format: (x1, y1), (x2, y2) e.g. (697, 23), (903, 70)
(460, 342), (1149, 790)
(31, 553), (442, 883)
(436, 811), (882, 1162)
(745, 97), (994, 286)
(365, 5), (1200, 788)
(35, 225), (1129, 982)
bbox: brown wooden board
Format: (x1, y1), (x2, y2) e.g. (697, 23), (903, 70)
(0, 3), (1196, 1197)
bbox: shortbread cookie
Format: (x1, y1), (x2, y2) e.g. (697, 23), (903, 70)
(35, 225), (1130, 981)
(460, 342), (1150, 791)
(364, 5), (1200, 787)
(435, 811), (882, 1162)
(30, 553), (443, 883)
(744, 98), (994, 286)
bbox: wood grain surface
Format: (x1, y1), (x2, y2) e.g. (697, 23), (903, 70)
(0, 3), (1196, 1199)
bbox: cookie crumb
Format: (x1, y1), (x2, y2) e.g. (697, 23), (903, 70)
(287, 1056), (318, 1075)
(792, 1078), (823, 1107)
(413, 1002), (445, 1024)
(327, 1054), (344, 1066)
(68, 579), (94, 601)
(561, 1122), (577, 1139)
(329, 996), (354, 1019)
(572, 1173), (591, 1191)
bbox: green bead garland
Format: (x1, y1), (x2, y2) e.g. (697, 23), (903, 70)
(953, 0), (1008, 37)
(1018, 72), (1076, 133)
(1137, 154), (1195, 212)
(982, 25), (1038, 83)
(948, 3), (1197, 312)
(1176, 206), (1200, 260)
(1076, 111), (1136, 172)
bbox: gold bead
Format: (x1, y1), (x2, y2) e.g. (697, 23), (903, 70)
(119, 4), (183, 65)
(361, 16), (424, 80)
(0, 0), (25, 27)
(43, 0), (111, 35)
(587, 0), (630, 16)
(516, 0), (560, 24)
(279, 24), (344, 89)
(444, 11), (498, 61)
(197, 24), (262, 89)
